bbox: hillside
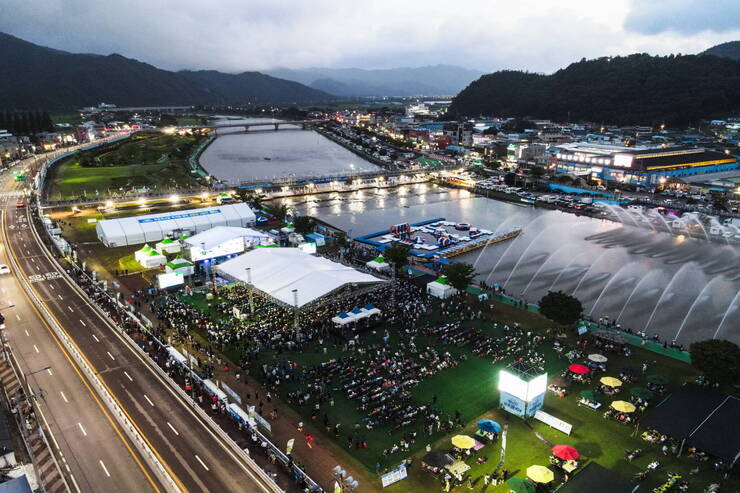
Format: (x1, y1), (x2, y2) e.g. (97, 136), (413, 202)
(0, 32), (333, 110)
(267, 65), (483, 97)
(447, 54), (740, 125)
(701, 41), (740, 60)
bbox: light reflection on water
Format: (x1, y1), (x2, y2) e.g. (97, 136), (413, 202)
(285, 183), (740, 344)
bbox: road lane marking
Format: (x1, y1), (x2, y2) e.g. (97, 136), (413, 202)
(49, 284), (55, 290)
(79, 319), (86, 327)
(78, 423), (87, 436)
(194, 455), (209, 471)
(46, 368), (53, 376)
(99, 460), (110, 477)
(67, 305), (73, 312)
(24, 329), (29, 337)
(0, 288), (4, 293)
(167, 422), (179, 436)
(124, 371), (133, 382)
(92, 334), (100, 343)
(107, 351), (115, 361)
(60, 391), (68, 403)
(144, 394), (154, 407)
(15, 314), (19, 321)
(58, 294), (62, 300)
(33, 344), (39, 353)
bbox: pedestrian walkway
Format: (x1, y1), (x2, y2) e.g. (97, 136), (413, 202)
(0, 356), (68, 493)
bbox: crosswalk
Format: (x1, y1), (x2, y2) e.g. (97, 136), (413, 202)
(0, 358), (68, 492)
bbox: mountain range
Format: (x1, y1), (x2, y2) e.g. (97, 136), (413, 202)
(0, 32), (333, 110)
(266, 65), (484, 97)
(701, 40), (740, 60)
(447, 52), (740, 125)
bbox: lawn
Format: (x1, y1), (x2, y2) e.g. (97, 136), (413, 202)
(45, 133), (207, 200)
(177, 290), (737, 492)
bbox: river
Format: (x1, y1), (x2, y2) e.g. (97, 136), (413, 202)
(199, 117), (380, 184)
(283, 183), (740, 345)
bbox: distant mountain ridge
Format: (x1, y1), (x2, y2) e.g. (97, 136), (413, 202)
(447, 53), (740, 125)
(0, 32), (334, 110)
(266, 65), (484, 97)
(702, 41), (740, 60)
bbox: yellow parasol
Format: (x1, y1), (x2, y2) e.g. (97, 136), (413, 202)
(600, 376), (623, 387)
(611, 400), (636, 413)
(451, 435), (476, 449)
(526, 465), (555, 483)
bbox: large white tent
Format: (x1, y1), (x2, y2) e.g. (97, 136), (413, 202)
(96, 203), (256, 247)
(216, 248), (383, 307)
(184, 226), (269, 261)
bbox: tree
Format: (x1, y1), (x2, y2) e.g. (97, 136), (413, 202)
(293, 216), (315, 235)
(383, 244), (411, 273)
(530, 165), (546, 177)
(234, 189), (265, 210)
(264, 202), (289, 223)
(538, 290), (583, 326)
(709, 191), (728, 211)
(443, 262), (476, 294)
(689, 339), (740, 385)
(503, 172), (517, 187)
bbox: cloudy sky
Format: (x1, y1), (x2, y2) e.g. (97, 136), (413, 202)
(1, 0), (738, 73)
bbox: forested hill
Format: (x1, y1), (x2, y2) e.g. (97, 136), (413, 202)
(702, 41), (740, 60)
(0, 32), (334, 111)
(446, 54), (740, 125)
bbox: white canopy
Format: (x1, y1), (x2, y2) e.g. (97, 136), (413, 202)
(427, 280), (457, 299)
(185, 226), (269, 250)
(216, 248), (383, 307)
(96, 203), (256, 247)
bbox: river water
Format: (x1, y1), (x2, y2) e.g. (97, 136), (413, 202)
(284, 183), (740, 345)
(199, 117), (380, 184)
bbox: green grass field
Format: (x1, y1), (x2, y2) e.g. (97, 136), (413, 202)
(46, 133), (207, 200)
(177, 292), (736, 492)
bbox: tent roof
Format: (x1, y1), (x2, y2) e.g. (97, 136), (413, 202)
(185, 226), (268, 250)
(558, 462), (639, 493)
(642, 385), (740, 462)
(216, 248), (383, 307)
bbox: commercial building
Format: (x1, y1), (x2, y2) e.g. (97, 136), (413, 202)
(550, 142), (738, 187)
(96, 203), (256, 247)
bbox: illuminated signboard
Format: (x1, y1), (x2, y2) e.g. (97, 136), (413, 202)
(157, 272), (184, 289)
(139, 209), (221, 223)
(613, 153), (634, 168)
(498, 368), (547, 418)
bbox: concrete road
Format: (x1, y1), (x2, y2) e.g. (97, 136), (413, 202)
(0, 174), (165, 492)
(2, 153), (280, 492)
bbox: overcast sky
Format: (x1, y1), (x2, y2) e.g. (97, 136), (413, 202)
(1, 0), (738, 73)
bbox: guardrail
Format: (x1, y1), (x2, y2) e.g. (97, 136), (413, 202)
(3, 211), (182, 493)
(26, 207), (293, 492)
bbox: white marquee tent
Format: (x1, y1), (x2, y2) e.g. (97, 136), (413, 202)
(96, 203), (256, 247)
(216, 248), (383, 307)
(426, 277), (457, 299)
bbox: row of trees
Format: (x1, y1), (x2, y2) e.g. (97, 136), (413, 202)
(0, 110), (55, 135)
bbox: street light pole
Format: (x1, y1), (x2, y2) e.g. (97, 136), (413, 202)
(246, 267), (255, 316)
(292, 289), (299, 340)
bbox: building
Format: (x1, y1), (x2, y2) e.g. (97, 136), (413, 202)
(96, 203), (256, 247)
(550, 142), (738, 187)
(443, 123), (473, 148)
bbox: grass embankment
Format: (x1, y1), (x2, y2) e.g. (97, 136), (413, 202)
(46, 133), (207, 201)
(179, 292), (735, 492)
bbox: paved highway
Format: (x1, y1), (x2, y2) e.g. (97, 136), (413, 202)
(0, 172), (165, 492)
(2, 152), (281, 492)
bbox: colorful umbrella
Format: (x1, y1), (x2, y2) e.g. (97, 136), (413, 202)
(451, 435), (476, 449)
(579, 389), (602, 402)
(552, 444), (580, 460)
(422, 452), (453, 468)
(507, 477), (536, 493)
(611, 400), (636, 413)
(630, 387), (655, 400)
(588, 353), (608, 363)
(600, 376), (623, 387)
(477, 419), (502, 433)
(568, 364), (590, 374)
(647, 375), (668, 386)
(526, 465), (554, 483)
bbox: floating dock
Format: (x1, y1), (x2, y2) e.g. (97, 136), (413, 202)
(355, 218), (522, 261)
